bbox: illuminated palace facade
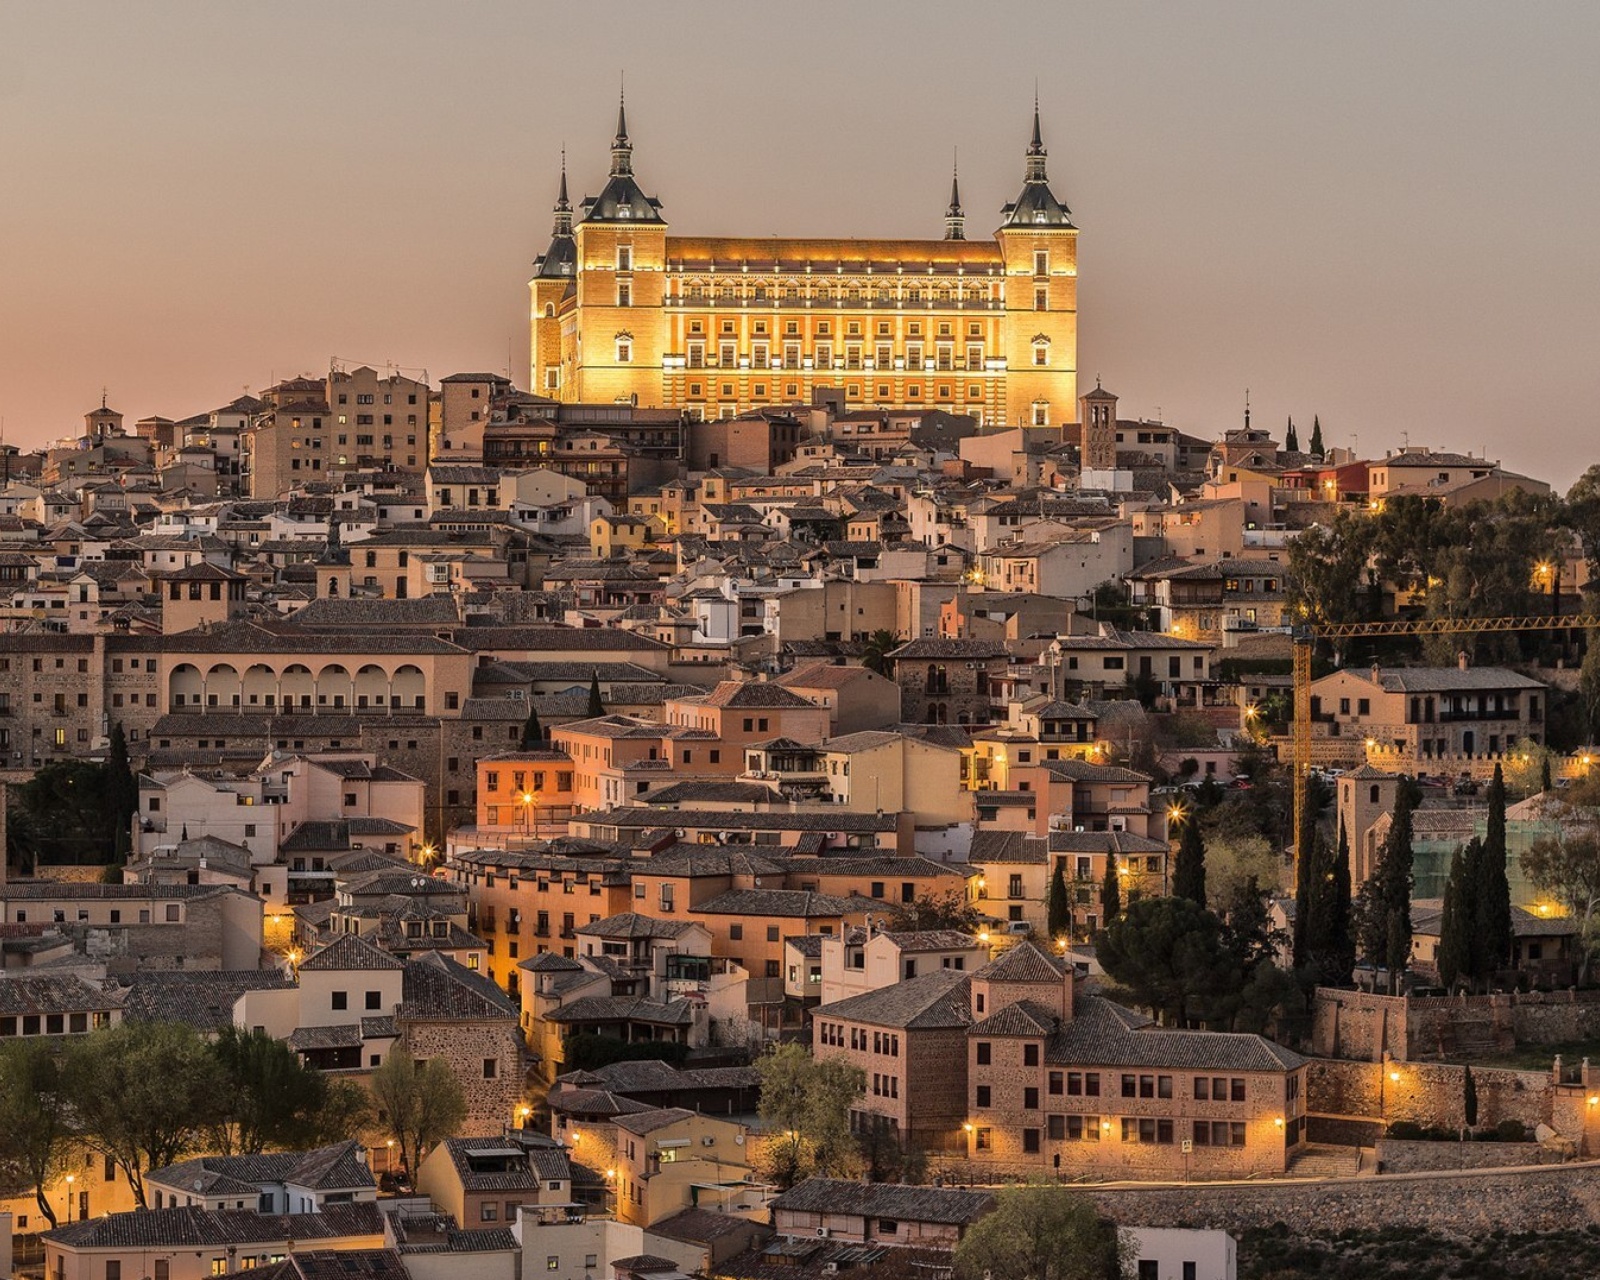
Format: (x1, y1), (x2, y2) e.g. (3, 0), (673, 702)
(530, 98), (1079, 427)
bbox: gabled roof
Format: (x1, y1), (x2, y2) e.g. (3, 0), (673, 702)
(298, 933), (406, 973)
(400, 952), (518, 1020)
(973, 940), (1069, 984)
(813, 967), (972, 1030)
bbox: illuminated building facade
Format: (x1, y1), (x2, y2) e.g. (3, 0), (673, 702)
(531, 97), (1079, 427)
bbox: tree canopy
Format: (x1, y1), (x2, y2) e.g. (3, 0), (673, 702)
(952, 1186), (1128, 1280)
(755, 1042), (865, 1187)
(369, 1047), (468, 1179)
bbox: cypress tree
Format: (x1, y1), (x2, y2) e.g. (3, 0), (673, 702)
(1377, 780), (1417, 992)
(1309, 415), (1325, 457)
(1479, 764), (1512, 973)
(586, 671), (605, 718)
(1172, 818), (1207, 906)
(519, 704), (544, 750)
(1328, 822), (1355, 984)
(1463, 1066), (1479, 1128)
(1436, 845), (1468, 990)
(1284, 417), (1299, 452)
(1100, 861), (1121, 928)
(1293, 783), (1321, 967)
(1540, 755), (1553, 794)
(106, 722), (137, 859)
(1047, 859), (1070, 939)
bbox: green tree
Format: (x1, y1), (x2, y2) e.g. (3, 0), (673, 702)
(1464, 1065), (1479, 1129)
(65, 1021), (225, 1207)
(586, 671), (606, 718)
(207, 1025), (369, 1156)
(1521, 810), (1600, 983)
(1209, 832), (1282, 917)
(1326, 823), (1355, 984)
(0, 1038), (72, 1228)
(9, 760), (118, 867)
(883, 888), (983, 933)
(1579, 630), (1600, 742)
(1098, 895), (1242, 1025)
(862, 629), (900, 677)
(1047, 859), (1070, 939)
(369, 1047), (468, 1179)
(1503, 739), (1561, 798)
(1172, 819), (1207, 905)
(519, 704), (544, 750)
(1436, 845), (1469, 990)
(107, 722), (138, 859)
(952, 1186), (1129, 1280)
(1358, 780), (1417, 991)
(1284, 416), (1299, 452)
(755, 1043), (865, 1186)
(1479, 764), (1513, 973)
(1309, 415), (1325, 457)
(1100, 861), (1121, 927)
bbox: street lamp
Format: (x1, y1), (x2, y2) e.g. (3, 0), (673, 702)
(64, 1173), (75, 1222)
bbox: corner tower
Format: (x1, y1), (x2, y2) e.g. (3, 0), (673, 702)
(530, 152), (577, 396)
(994, 98), (1078, 427)
(569, 91), (668, 405)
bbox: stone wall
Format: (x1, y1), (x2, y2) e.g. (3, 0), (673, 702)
(1314, 986), (1600, 1063)
(403, 1016), (529, 1134)
(1373, 1138), (1560, 1173)
(1084, 1163), (1600, 1236)
(1307, 1057), (1552, 1134)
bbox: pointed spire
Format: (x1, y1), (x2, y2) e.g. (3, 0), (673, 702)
(550, 147), (573, 239)
(944, 149), (965, 241)
(609, 81), (633, 178)
(1024, 92), (1048, 183)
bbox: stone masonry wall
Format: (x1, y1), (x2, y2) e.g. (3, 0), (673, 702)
(403, 1017), (528, 1135)
(1372, 1138), (1563, 1173)
(1084, 1163), (1600, 1237)
(1314, 986), (1600, 1063)
(1307, 1058), (1552, 1134)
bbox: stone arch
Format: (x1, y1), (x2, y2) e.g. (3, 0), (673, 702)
(280, 663), (315, 710)
(169, 663), (203, 710)
(391, 663), (426, 711)
(242, 663), (277, 709)
(316, 663), (352, 710)
(206, 663), (241, 709)
(353, 664), (389, 711)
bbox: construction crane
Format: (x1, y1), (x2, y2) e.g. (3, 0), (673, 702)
(1291, 612), (1600, 866)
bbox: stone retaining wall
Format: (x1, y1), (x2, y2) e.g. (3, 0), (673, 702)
(1307, 1058), (1551, 1133)
(1373, 1138), (1559, 1173)
(1085, 1163), (1600, 1236)
(1314, 985), (1600, 1063)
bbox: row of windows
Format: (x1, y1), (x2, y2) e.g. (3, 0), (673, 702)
(968, 1068), (1256, 1104)
(681, 380), (992, 403)
(971, 1117), (1249, 1151)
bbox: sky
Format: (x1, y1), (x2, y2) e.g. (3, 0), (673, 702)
(2, 1), (1598, 488)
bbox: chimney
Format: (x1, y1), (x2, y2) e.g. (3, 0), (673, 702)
(1458, 650), (1470, 671)
(1370, 664), (1381, 685)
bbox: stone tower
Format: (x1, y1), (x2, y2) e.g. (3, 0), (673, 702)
(994, 98), (1078, 428)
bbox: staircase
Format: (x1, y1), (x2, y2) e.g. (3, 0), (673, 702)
(1287, 1143), (1367, 1179)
